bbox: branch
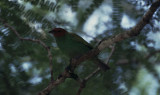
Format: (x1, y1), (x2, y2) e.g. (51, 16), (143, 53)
(0, 18), (54, 81)
(98, 0), (160, 51)
(38, 1), (160, 95)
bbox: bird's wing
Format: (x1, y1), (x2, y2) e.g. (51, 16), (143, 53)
(70, 33), (93, 49)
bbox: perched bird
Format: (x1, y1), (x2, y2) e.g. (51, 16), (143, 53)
(49, 28), (109, 71)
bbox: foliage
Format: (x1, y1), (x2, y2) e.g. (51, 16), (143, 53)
(0, 0), (160, 95)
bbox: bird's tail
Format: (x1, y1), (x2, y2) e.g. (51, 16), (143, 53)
(93, 58), (110, 71)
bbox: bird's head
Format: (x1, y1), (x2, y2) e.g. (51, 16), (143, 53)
(49, 28), (67, 37)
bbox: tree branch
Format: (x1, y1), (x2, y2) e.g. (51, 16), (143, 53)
(38, 1), (160, 95)
(0, 18), (54, 81)
(98, 0), (160, 51)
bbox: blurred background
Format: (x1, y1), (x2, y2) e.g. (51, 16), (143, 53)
(0, 0), (160, 95)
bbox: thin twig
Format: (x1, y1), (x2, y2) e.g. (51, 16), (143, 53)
(85, 68), (101, 81)
(105, 45), (115, 64)
(0, 18), (54, 81)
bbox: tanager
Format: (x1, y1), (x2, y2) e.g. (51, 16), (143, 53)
(49, 28), (109, 70)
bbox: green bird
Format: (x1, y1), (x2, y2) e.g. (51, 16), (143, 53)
(49, 28), (109, 71)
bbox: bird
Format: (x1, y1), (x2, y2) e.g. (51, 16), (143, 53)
(49, 28), (109, 71)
